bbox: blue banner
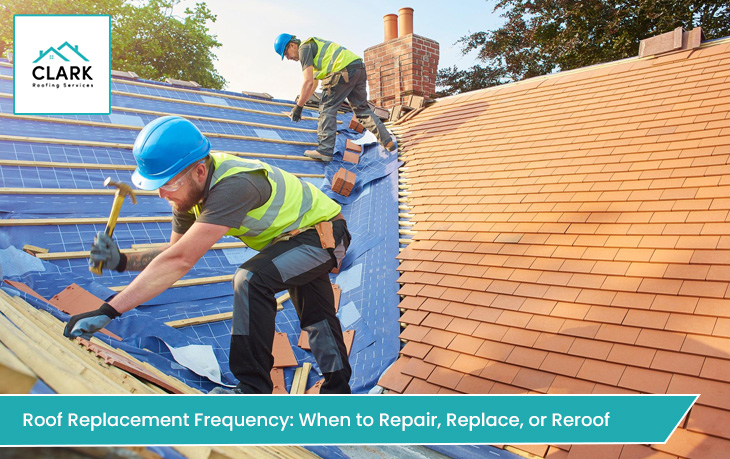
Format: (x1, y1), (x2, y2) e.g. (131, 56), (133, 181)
(0, 394), (696, 446)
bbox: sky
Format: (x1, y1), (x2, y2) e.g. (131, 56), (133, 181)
(173, 0), (505, 100)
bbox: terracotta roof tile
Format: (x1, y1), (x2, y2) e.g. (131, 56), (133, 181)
(402, 358), (436, 380)
(623, 309), (670, 329)
(559, 319), (601, 339)
(576, 359), (626, 386)
(451, 354), (490, 376)
(400, 341), (432, 360)
(617, 444), (676, 459)
(427, 365), (464, 390)
(569, 338), (613, 360)
(421, 312), (453, 330)
(501, 327), (541, 347)
(399, 309), (428, 326)
(619, 366), (672, 393)
(447, 334), (483, 355)
(404, 378), (441, 394)
(686, 404), (730, 439)
(653, 426), (730, 458)
(568, 445), (622, 459)
(534, 333), (575, 353)
(472, 322), (510, 341)
(635, 328), (686, 352)
(378, 357), (412, 393)
(699, 357), (730, 383)
(424, 347), (460, 368)
(454, 373), (495, 394)
(480, 361), (521, 384)
(512, 367), (556, 392)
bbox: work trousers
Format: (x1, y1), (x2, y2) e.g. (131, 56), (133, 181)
(229, 219), (352, 394)
(317, 62), (392, 156)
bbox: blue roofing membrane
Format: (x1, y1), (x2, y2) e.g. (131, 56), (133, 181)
(0, 60), (516, 459)
(0, 61), (402, 396)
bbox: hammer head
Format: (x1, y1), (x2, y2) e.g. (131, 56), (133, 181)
(104, 177), (138, 204)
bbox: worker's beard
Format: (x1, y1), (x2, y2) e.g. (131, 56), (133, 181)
(167, 179), (205, 213)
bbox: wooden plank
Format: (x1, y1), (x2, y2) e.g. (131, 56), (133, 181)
(0, 159), (136, 170)
(0, 135), (319, 162)
(0, 187), (157, 196)
(290, 362), (312, 394)
(0, 158), (324, 178)
(36, 242), (247, 261)
(164, 293), (290, 328)
(0, 342), (37, 394)
(110, 106), (317, 133)
(110, 274), (234, 292)
(0, 216), (170, 226)
(22, 244), (48, 254)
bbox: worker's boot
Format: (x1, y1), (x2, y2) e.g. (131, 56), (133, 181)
(304, 150), (333, 162)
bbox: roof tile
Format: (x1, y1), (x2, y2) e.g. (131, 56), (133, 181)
(454, 373), (495, 394)
(427, 366), (463, 390)
(400, 341), (432, 360)
(576, 359), (626, 386)
(378, 357), (413, 393)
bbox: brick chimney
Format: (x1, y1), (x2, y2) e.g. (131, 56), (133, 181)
(364, 7), (439, 109)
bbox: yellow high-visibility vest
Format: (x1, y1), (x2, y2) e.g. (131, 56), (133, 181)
(304, 37), (360, 80)
(191, 153), (341, 250)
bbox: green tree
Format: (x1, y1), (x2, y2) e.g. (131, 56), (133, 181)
(438, 0), (730, 96)
(0, 0), (226, 89)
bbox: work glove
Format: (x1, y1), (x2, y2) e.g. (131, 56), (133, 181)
(63, 303), (121, 339)
(89, 231), (126, 272)
(289, 105), (303, 122)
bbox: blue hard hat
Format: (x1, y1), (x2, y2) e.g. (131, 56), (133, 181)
(131, 116), (211, 190)
(274, 33), (294, 60)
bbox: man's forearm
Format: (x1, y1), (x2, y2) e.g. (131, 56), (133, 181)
(124, 244), (170, 271)
(109, 250), (192, 313)
(298, 79), (317, 106)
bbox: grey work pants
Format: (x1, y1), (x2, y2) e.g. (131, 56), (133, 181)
(316, 63), (392, 156)
(229, 219), (352, 394)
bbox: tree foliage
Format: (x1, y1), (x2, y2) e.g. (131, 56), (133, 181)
(437, 0), (730, 96)
(0, 0), (226, 89)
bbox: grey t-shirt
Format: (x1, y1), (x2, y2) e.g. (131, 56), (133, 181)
(299, 41), (316, 71)
(172, 168), (272, 234)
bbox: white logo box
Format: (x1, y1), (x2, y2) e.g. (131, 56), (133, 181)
(14, 15), (110, 115)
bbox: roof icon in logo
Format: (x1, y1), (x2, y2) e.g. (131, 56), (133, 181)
(33, 41), (89, 63)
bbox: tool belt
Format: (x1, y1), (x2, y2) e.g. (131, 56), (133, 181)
(319, 61), (361, 90)
(270, 213), (347, 273)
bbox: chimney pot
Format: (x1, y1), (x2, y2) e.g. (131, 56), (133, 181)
(398, 7), (414, 37)
(384, 14), (398, 42)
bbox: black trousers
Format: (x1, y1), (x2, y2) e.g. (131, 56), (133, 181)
(229, 219), (352, 394)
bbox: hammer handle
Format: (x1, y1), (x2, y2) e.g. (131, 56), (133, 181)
(89, 193), (126, 275)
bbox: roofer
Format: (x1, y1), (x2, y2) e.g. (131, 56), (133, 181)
(275, 33), (395, 161)
(64, 116), (353, 394)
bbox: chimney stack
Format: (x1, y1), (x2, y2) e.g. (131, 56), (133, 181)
(364, 7), (439, 109)
(383, 14), (398, 41)
(398, 7), (413, 37)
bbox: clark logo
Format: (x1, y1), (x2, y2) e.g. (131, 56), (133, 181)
(14, 15), (110, 115)
(32, 41), (93, 82)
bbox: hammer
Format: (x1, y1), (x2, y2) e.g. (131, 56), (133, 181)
(89, 177), (137, 275)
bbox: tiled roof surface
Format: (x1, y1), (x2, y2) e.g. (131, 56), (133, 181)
(383, 38), (730, 458)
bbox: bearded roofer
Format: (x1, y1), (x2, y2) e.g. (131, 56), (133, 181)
(275, 33), (396, 161)
(64, 116), (353, 394)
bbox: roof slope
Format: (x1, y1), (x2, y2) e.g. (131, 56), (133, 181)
(383, 38), (730, 458)
(0, 61), (402, 397)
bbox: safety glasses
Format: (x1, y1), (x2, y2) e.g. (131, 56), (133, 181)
(159, 161), (202, 192)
